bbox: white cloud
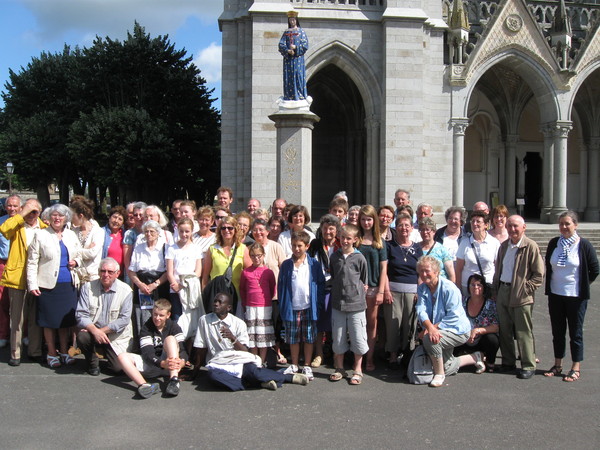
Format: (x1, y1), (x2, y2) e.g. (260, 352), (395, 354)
(19, 0), (224, 44)
(194, 42), (222, 83)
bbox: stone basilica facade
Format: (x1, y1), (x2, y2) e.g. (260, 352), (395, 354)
(219, 0), (600, 221)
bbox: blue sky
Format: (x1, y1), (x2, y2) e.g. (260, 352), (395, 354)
(0, 0), (224, 110)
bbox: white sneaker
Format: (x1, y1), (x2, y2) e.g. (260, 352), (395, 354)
(302, 366), (314, 381)
(429, 374), (445, 388)
(473, 351), (485, 374)
(282, 364), (298, 375)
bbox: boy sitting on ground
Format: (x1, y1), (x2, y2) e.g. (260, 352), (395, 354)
(118, 299), (188, 398)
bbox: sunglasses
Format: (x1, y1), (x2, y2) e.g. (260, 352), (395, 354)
(221, 226), (235, 231)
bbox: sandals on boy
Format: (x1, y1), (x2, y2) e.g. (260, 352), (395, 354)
(329, 368), (347, 382)
(349, 372), (363, 385)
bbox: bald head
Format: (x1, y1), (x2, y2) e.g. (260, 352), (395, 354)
(473, 202), (490, 215)
(507, 215), (526, 243)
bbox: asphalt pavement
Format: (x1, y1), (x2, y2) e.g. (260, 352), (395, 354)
(1, 283), (599, 449)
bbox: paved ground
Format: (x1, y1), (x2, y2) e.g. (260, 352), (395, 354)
(1, 283), (599, 449)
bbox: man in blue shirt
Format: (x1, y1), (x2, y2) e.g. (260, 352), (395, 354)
(0, 195), (21, 348)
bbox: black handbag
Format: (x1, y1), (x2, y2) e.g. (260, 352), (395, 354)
(202, 245), (239, 313)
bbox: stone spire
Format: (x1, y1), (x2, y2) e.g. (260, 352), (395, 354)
(550, 0), (572, 69)
(449, 0), (470, 32)
(448, 1), (470, 64)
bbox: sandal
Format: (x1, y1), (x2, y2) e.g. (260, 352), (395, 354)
(47, 355), (61, 368)
(349, 372), (363, 385)
(563, 369), (580, 382)
(329, 368), (347, 382)
(60, 353), (76, 366)
(310, 356), (322, 368)
(543, 365), (563, 377)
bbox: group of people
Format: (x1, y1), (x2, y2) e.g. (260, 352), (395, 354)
(0, 186), (596, 397)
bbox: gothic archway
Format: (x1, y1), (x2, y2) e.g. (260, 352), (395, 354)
(308, 64), (366, 218)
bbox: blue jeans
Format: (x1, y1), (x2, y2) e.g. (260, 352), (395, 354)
(208, 363), (292, 391)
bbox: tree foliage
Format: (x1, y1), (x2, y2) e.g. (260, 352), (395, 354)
(0, 22), (220, 207)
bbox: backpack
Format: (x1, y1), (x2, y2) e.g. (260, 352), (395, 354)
(407, 345), (434, 385)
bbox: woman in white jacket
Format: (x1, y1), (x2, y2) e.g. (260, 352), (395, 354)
(27, 204), (81, 369)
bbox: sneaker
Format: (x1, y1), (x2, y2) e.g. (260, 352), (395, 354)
(0, 339), (8, 348)
(291, 373), (309, 385)
(260, 380), (278, 390)
(282, 364), (298, 375)
(301, 366), (314, 381)
(138, 382), (160, 399)
(165, 377), (180, 397)
(310, 355), (322, 368)
(473, 351), (485, 374)
(429, 374), (445, 388)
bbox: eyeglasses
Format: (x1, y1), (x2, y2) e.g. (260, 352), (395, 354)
(250, 253), (264, 259)
(100, 269), (117, 274)
(221, 226), (235, 231)
(469, 283), (484, 288)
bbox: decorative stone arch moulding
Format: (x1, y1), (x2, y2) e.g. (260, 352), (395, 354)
(460, 49), (562, 124)
(306, 40), (382, 119)
(459, 0), (571, 90)
(572, 22), (600, 76)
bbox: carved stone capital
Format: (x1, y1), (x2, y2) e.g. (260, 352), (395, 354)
(554, 121), (573, 138)
(506, 134), (519, 145)
(539, 123), (555, 139)
(451, 118), (469, 135)
(588, 137), (600, 152)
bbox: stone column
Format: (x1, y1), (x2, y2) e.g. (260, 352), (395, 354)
(451, 118), (469, 207)
(540, 124), (555, 223)
(550, 121), (572, 222)
(365, 115), (381, 206)
(585, 137), (600, 221)
(504, 134), (519, 211)
(268, 109), (320, 214)
(579, 139), (588, 215)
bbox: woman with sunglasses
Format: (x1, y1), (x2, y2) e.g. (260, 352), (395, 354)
(202, 216), (252, 316)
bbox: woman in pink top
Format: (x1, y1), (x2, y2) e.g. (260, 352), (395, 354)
(240, 242), (276, 363)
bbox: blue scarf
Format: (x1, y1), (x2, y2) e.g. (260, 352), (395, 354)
(557, 233), (578, 267)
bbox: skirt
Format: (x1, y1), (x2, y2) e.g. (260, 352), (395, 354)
(245, 306), (275, 348)
(37, 282), (78, 329)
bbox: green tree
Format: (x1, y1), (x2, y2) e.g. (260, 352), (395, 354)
(68, 106), (173, 203)
(78, 22), (221, 204)
(0, 47), (86, 204)
(0, 22), (220, 207)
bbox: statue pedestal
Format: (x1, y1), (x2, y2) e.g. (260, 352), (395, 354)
(268, 108), (320, 212)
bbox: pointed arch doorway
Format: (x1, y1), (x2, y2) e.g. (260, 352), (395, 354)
(308, 65), (366, 219)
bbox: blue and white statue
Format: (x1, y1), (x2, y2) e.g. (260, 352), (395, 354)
(278, 11), (309, 102)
